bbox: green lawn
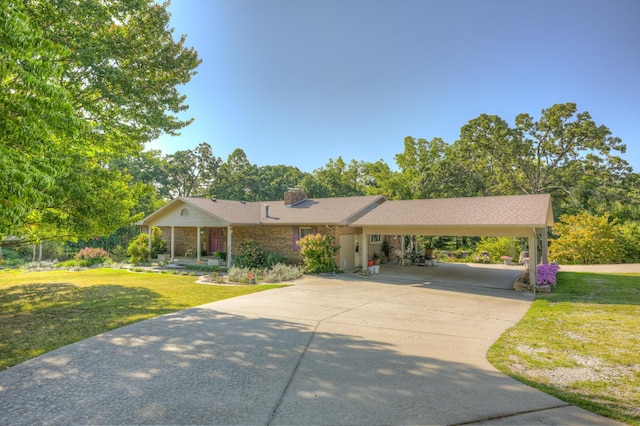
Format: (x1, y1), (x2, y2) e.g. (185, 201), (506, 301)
(0, 268), (284, 370)
(488, 272), (640, 425)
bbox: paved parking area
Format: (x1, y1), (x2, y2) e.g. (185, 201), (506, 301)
(0, 264), (621, 425)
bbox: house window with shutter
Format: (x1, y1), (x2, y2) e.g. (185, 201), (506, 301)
(299, 227), (314, 239)
(370, 234), (381, 244)
(294, 226), (316, 250)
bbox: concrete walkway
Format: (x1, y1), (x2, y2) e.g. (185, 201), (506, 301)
(0, 263), (623, 425)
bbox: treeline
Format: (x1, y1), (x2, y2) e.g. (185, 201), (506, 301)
(122, 103), (639, 224)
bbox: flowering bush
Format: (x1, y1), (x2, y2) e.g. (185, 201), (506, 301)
(537, 263), (560, 286)
(298, 233), (340, 273)
(75, 247), (110, 266)
(517, 263), (560, 288)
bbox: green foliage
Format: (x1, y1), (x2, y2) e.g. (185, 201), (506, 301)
(127, 227), (166, 264)
(549, 212), (624, 264)
(226, 266), (255, 284)
(149, 227), (167, 258)
(163, 142), (221, 199)
(263, 263), (304, 283)
(212, 251), (227, 261)
(264, 250), (287, 266)
(619, 221), (640, 263)
(1, 0), (200, 239)
(299, 157), (366, 198)
(127, 234), (151, 264)
(474, 237), (516, 262)
(233, 239), (286, 269)
(233, 239), (266, 268)
(297, 234), (340, 274)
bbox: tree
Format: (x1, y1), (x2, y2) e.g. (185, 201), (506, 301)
(211, 149), (260, 200)
(455, 103), (632, 216)
(254, 165), (306, 201)
(1, 1), (86, 235)
(548, 212), (623, 264)
(2, 1), (201, 240)
(163, 142), (221, 199)
(394, 137), (450, 199)
(299, 157), (365, 198)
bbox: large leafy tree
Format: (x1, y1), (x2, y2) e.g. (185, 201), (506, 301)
(164, 142), (221, 199)
(299, 157), (365, 198)
(1, 0), (200, 240)
(394, 137), (450, 199)
(211, 149), (260, 201)
(455, 103), (634, 216)
(255, 164), (306, 201)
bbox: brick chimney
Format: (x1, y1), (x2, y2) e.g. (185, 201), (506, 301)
(284, 188), (307, 207)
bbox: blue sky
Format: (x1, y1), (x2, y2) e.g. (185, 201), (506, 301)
(148, 0), (640, 173)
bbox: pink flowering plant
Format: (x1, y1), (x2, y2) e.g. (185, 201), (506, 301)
(536, 263), (560, 286)
(75, 247), (111, 266)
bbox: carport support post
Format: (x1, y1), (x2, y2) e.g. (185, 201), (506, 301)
(226, 226), (233, 267)
(529, 228), (538, 289)
(196, 226), (201, 262)
(170, 226), (175, 261)
(361, 231), (369, 272)
(539, 227), (548, 264)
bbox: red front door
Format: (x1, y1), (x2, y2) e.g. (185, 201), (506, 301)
(209, 228), (225, 254)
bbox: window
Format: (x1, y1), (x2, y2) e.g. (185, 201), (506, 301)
(180, 208), (189, 217)
(370, 234), (381, 244)
(299, 227), (314, 239)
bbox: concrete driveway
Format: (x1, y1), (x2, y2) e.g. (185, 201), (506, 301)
(0, 264), (620, 425)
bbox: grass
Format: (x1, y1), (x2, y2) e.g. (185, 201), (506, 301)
(0, 268), (284, 370)
(488, 271), (640, 425)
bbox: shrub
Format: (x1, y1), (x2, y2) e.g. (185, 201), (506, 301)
(127, 234), (151, 264)
(475, 237), (516, 262)
(297, 233), (339, 273)
(149, 227), (167, 258)
(537, 263), (560, 286)
(264, 250), (286, 267)
(233, 240), (286, 269)
(619, 221), (640, 263)
(263, 263), (303, 283)
(75, 247), (111, 266)
(549, 212), (624, 264)
(233, 239), (266, 268)
(227, 266), (254, 284)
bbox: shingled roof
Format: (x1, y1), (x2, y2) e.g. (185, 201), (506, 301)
(141, 193), (553, 237)
(351, 194), (553, 237)
(144, 195), (386, 226)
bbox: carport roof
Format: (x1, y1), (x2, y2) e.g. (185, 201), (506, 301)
(351, 194), (553, 236)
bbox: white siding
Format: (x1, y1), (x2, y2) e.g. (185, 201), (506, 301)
(148, 201), (227, 227)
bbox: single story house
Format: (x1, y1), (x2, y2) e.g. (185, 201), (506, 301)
(139, 189), (554, 284)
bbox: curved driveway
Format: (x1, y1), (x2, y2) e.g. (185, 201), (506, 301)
(0, 264), (620, 425)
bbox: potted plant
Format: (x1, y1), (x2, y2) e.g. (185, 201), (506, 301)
(208, 251), (227, 266)
(500, 255), (513, 265)
(381, 240), (391, 263)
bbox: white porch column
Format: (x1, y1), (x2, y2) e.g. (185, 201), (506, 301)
(539, 227), (548, 264)
(148, 226), (152, 252)
(196, 226), (201, 262)
(529, 228), (538, 289)
(361, 230), (369, 271)
(226, 226), (233, 267)
(170, 226), (175, 261)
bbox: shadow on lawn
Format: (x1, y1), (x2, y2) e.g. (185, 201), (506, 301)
(0, 283), (174, 370)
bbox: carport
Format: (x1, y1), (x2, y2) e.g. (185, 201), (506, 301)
(352, 194), (554, 286)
